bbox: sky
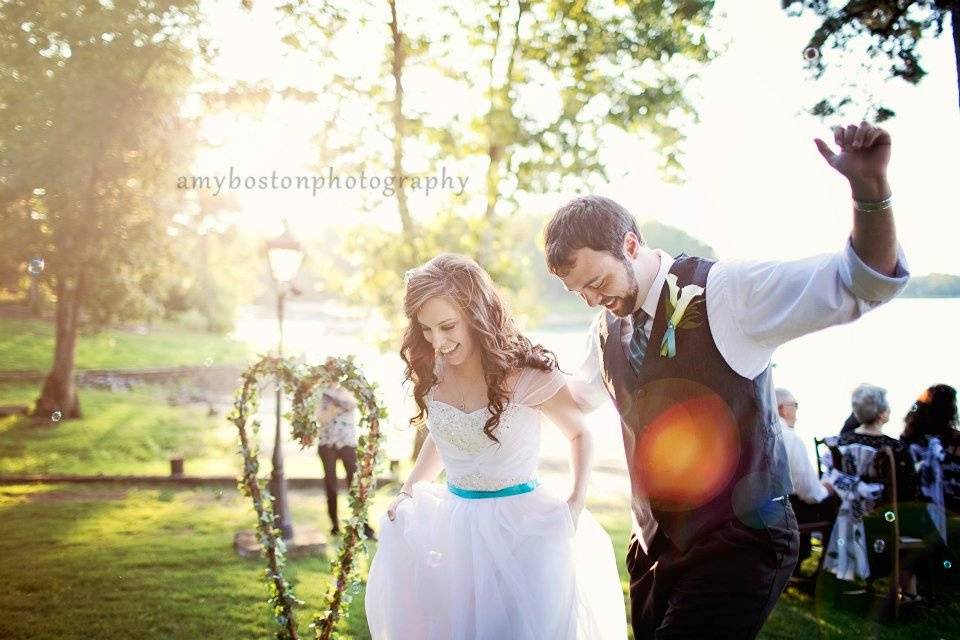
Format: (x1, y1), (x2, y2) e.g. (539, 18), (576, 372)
(195, 0), (960, 276)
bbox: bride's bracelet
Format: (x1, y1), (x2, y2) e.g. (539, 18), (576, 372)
(398, 490), (413, 501)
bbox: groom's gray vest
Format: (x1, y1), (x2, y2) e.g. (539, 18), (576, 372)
(599, 255), (793, 552)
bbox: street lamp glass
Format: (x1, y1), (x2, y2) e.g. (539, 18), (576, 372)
(267, 247), (304, 284)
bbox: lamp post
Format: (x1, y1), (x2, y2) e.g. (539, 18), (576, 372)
(265, 222), (304, 541)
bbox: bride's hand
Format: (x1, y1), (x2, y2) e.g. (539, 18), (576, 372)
(387, 491), (412, 522)
(566, 495), (585, 530)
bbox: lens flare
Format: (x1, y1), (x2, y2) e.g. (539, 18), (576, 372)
(633, 392), (740, 510)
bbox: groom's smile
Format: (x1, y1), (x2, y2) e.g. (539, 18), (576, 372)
(557, 246), (650, 319)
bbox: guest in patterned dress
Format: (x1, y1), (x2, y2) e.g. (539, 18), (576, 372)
(823, 383), (937, 603)
(900, 384), (959, 539)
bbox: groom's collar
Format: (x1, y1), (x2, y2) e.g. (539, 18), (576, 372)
(637, 249), (674, 319)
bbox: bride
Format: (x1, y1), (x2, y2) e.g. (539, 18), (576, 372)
(365, 253), (626, 640)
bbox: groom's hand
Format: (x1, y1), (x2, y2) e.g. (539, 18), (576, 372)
(814, 120), (892, 201)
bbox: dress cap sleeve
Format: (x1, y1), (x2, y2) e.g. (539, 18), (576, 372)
(513, 366), (567, 407)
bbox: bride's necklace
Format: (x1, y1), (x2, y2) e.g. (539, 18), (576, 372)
(446, 371), (468, 411)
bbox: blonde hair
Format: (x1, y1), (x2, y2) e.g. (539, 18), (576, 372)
(399, 253), (556, 442)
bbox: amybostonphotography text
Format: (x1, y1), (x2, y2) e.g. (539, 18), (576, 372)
(176, 166), (470, 197)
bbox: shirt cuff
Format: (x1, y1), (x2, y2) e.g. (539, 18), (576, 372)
(801, 481), (829, 504)
(839, 237), (910, 302)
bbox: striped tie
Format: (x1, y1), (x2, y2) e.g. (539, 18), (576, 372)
(627, 309), (650, 374)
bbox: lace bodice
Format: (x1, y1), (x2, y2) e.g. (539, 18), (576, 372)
(427, 363), (568, 491)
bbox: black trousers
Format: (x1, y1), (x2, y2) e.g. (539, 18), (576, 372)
(627, 500), (800, 639)
(789, 493), (839, 569)
(317, 444), (359, 531)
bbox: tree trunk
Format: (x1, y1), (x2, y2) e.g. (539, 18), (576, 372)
(483, 0), (507, 222)
(952, 1), (960, 111)
(390, 0), (425, 459)
(34, 270), (85, 422)
(388, 0), (415, 242)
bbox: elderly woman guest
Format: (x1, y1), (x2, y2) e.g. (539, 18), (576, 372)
(823, 383), (936, 603)
(839, 384), (921, 502)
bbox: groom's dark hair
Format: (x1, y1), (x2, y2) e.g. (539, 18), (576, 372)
(544, 195), (644, 277)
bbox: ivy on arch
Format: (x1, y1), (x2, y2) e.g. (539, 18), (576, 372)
(228, 354), (387, 640)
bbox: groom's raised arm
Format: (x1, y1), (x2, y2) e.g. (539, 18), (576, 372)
(817, 121), (900, 278)
(704, 121), (909, 380)
(706, 241), (909, 378)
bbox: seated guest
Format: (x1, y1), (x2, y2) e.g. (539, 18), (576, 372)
(776, 388), (839, 574)
(823, 384), (936, 602)
(901, 384), (959, 540)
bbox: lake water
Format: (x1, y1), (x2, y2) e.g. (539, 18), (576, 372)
(233, 298), (959, 483)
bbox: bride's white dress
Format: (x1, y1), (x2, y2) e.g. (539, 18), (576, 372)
(365, 364), (627, 640)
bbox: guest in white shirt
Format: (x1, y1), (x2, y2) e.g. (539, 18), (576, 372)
(316, 385), (376, 540)
(776, 387), (838, 574)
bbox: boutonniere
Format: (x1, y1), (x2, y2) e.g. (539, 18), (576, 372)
(659, 274), (705, 358)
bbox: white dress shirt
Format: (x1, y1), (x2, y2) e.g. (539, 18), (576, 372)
(568, 238), (910, 543)
(780, 420), (829, 503)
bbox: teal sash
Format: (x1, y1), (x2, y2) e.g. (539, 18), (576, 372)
(447, 480), (538, 499)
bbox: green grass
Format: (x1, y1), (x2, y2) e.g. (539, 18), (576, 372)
(581, 505), (960, 640)
(1, 485), (958, 639)
(0, 317), (254, 371)
(0, 483), (375, 640)
(0, 383), (241, 476)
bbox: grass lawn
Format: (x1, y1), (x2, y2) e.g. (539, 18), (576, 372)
(0, 483), (374, 640)
(2, 484), (959, 640)
(0, 383), (242, 476)
(0, 317), (254, 371)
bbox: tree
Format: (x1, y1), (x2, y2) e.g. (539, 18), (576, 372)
(901, 272), (960, 296)
(640, 220), (717, 259)
(269, 0), (721, 332)
(160, 190), (263, 333)
(782, 0), (960, 119)
(0, 0), (204, 421)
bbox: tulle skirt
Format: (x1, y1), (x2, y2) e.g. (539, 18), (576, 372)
(364, 482), (627, 640)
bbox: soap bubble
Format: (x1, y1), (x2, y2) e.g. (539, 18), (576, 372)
(873, 538), (886, 553)
(51, 410), (62, 422)
(884, 511), (896, 522)
(28, 257), (45, 275)
(944, 560), (953, 570)
(837, 538), (845, 546)
(803, 47), (820, 61)
(204, 357), (213, 367)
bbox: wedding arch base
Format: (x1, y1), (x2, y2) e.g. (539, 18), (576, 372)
(232, 527), (327, 559)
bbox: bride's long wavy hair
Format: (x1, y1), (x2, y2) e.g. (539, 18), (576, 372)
(400, 253), (557, 443)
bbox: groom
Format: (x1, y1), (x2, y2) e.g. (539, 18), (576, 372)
(545, 121), (908, 639)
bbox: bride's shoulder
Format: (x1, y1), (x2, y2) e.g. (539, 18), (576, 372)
(510, 364), (567, 407)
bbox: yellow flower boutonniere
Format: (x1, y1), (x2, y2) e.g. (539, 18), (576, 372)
(659, 274), (705, 358)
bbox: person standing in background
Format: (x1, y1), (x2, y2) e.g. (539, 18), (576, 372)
(316, 385), (376, 540)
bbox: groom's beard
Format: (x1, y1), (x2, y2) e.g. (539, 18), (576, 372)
(606, 262), (640, 318)
(607, 288), (638, 317)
